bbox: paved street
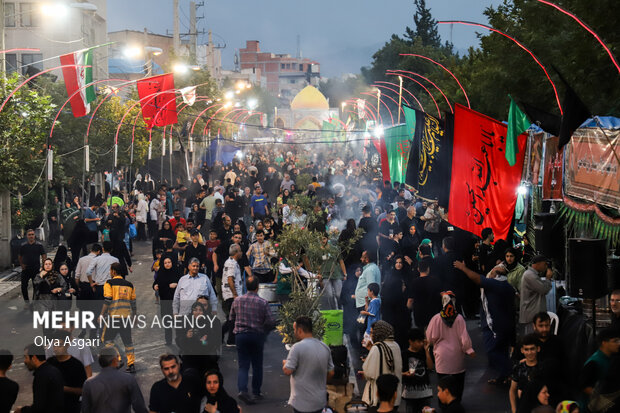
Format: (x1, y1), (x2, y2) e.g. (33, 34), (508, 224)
(1, 241), (511, 412)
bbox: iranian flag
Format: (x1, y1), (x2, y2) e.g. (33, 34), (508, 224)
(60, 49), (95, 117)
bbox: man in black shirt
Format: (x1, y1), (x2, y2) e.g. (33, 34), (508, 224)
(47, 332), (87, 413)
(478, 227), (495, 274)
(0, 349), (18, 413)
(18, 229), (46, 308)
(149, 354), (202, 413)
(15, 344), (64, 413)
(184, 230), (207, 271)
(358, 205), (378, 254)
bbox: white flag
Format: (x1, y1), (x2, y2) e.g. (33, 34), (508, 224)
(180, 86), (197, 106)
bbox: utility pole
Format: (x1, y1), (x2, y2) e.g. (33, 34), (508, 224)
(144, 27), (152, 76)
(173, 0), (180, 53)
(0, 0), (12, 266)
(189, 1), (197, 62)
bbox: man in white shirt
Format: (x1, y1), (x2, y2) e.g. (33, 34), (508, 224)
(222, 244), (242, 346)
(149, 195), (161, 238)
(75, 244), (101, 338)
(85, 241), (119, 300)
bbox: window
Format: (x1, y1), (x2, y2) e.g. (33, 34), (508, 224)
(285, 63), (290, 69)
(21, 53), (43, 75)
(289, 79), (295, 84)
(299, 64), (304, 71)
(5, 54), (17, 73)
(21, 3), (38, 27)
(4, 3), (15, 27)
(281, 63), (285, 69)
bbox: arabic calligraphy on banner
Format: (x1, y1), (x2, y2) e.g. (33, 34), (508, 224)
(404, 106), (453, 207)
(418, 115), (443, 186)
(564, 128), (620, 209)
(448, 104), (526, 240)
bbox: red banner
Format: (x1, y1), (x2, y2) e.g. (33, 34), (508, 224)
(448, 104), (526, 240)
(136, 73), (178, 129)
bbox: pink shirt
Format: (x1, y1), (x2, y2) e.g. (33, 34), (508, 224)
(426, 313), (474, 374)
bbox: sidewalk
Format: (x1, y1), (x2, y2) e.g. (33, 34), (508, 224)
(0, 245), (58, 297)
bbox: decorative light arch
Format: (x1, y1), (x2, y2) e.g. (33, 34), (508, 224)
(379, 77), (442, 118)
(373, 83), (419, 115)
(438, 21), (562, 114)
(399, 53), (471, 108)
(387, 70), (453, 113)
(535, 0), (620, 75)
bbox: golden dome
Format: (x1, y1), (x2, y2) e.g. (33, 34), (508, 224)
(290, 85), (329, 110)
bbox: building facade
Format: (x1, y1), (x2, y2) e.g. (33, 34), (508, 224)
(2, 0), (108, 80)
(238, 40), (320, 102)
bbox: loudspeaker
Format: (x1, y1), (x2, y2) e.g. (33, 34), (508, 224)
(534, 213), (565, 272)
(609, 257), (620, 291)
(568, 238), (608, 298)
(534, 213), (555, 256)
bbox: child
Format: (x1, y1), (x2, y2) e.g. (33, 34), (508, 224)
(174, 223), (190, 253)
(402, 328), (434, 413)
(361, 282), (381, 348)
(151, 249), (163, 304)
(101, 222), (111, 242)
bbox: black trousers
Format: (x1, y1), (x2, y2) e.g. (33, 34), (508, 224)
(21, 267), (39, 302)
(222, 298), (235, 345)
(137, 222), (147, 241)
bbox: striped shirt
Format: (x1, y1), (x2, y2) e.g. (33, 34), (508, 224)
(86, 253), (119, 285)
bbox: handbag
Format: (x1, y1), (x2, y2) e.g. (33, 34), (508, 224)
(588, 386), (620, 412)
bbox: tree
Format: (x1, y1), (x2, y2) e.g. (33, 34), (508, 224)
(405, 0), (441, 48)
(0, 74), (56, 193)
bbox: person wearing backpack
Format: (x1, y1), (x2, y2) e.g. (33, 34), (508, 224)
(359, 321), (402, 410)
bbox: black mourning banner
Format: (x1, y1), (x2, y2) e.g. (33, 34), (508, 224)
(404, 107), (454, 207)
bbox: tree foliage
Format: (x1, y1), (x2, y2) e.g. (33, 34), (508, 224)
(0, 74), (56, 193)
(405, 0), (441, 48)
(361, 0), (620, 120)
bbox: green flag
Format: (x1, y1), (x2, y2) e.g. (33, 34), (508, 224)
(383, 124), (410, 185)
(506, 96), (530, 166)
(403, 105), (417, 142)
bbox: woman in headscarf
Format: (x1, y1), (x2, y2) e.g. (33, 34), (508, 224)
(401, 224), (421, 269)
(381, 256), (411, 350)
(360, 320), (403, 409)
(200, 369), (241, 413)
(153, 220), (175, 259)
(517, 380), (550, 413)
(416, 239), (434, 260)
(33, 258), (68, 317)
(53, 245), (72, 272)
(426, 291), (474, 405)
(153, 257), (180, 345)
(497, 247), (527, 295)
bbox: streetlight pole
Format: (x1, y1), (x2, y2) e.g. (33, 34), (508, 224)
(376, 89), (381, 120)
(398, 76), (403, 124)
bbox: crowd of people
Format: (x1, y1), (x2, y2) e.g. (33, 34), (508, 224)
(4, 145), (620, 413)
